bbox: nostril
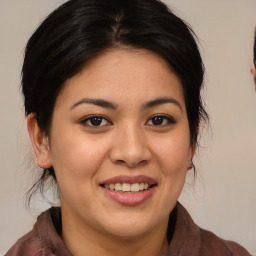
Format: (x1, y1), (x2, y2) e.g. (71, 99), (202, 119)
(116, 159), (126, 165)
(137, 160), (148, 167)
(109, 143), (151, 168)
(115, 159), (148, 168)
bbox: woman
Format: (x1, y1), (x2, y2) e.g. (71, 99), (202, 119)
(5, 0), (251, 255)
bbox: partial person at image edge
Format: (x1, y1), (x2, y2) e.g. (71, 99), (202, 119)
(5, 0), (252, 255)
(251, 27), (256, 89)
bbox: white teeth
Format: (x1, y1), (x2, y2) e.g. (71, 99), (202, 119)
(139, 183), (144, 191)
(109, 184), (115, 190)
(122, 183), (131, 192)
(131, 183), (140, 192)
(104, 183), (150, 192)
(115, 183), (122, 191)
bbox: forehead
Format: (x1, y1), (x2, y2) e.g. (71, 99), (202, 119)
(55, 48), (185, 109)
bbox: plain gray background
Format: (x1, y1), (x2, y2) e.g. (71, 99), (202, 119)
(1, 0), (256, 254)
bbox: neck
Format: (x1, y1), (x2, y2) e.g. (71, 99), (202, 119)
(61, 211), (169, 256)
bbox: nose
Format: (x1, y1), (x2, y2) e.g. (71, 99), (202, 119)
(109, 124), (151, 168)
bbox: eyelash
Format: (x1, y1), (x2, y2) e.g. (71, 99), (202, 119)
(80, 114), (176, 128)
(146, 115), (176, 126)
(80, 115), (112, 127)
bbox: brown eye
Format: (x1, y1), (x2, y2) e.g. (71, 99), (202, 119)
(81, 115), (111, 127)
(151, 116), (165, 125)
(147, 115), (175, 126)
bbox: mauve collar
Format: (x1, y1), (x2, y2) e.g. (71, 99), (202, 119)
(35, 203), (199, 256)
(35, 207), (72, 256)
(163, 202), (201, 256)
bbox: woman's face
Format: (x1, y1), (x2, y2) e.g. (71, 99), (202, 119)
(38, 48), (193, 238)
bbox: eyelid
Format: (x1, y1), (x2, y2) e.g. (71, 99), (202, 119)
(146, 114), (176, 126)
(79, 114), (112, 126)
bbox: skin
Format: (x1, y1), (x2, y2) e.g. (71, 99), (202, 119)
(28, 48), (194, 256)
(250, 66), (256, 89)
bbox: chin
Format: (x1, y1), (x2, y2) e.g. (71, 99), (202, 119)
(97, 210), (164, 239)
(105, 222), (153, 239)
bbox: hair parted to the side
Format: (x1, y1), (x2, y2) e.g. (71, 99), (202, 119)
(22, 0), (208, 206)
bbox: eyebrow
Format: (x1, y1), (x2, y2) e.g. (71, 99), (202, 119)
(70, 97), (182, 111)
(141, 97), (182, 111)
(70, 98), (118, 110)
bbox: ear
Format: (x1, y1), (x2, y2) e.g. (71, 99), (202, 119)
(187, 143), (196, 171)
(250, 66), (256, 88)
(27, 113), (52, 169)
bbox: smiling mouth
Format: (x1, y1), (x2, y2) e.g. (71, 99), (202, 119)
(100, 183), (156, 193)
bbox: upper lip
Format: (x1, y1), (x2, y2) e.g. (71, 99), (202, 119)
(100, 175), (157, 185)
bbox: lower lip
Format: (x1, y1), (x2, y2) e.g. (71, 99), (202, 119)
(101, 186), (156, 206)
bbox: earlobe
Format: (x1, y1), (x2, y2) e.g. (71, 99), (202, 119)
(27, 113), (52, 169)
(187, 144), (196, 171)
(250, 67), (255, 76)
(250, 67), (256, 88)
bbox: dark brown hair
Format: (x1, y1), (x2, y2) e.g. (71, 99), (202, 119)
(22, 0), (208, 204)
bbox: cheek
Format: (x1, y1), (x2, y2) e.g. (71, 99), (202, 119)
(152, 132), (191, 175)
(49, 130), (111, 184)
(149, 133), (191, 215)
(49, 134), (111, 209)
